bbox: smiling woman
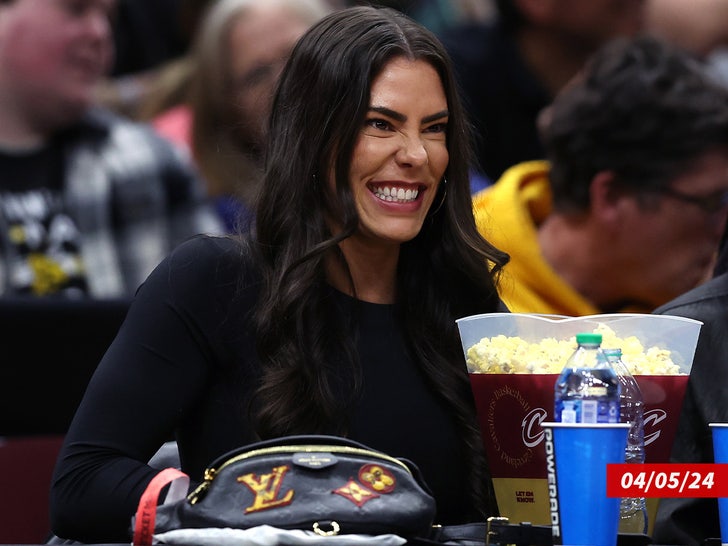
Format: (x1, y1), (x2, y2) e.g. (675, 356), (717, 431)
(49, 6), (510, 543)
(345, 57), (449, 265)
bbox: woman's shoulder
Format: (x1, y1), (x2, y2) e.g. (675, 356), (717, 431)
(141, 234), (260, 303)
(122, 236), (260, 372)
(168, 234), (246, 264)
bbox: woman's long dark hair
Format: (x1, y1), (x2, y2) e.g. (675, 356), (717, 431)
(249, 5), (508, 518)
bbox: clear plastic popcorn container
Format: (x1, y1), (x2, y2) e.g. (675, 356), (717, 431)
(456, 313), (702, 532)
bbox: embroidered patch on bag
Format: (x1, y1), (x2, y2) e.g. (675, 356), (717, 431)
(333, 479), (380, 507)
(359, 464), (396, 493)
(237, 465), (295, 513)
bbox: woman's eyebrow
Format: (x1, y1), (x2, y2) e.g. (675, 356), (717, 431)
(422, 110), (449, 124)
(368, 106), (449, 124)
(369, 106), (406, 122)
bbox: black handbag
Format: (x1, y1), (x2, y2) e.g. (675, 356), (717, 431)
(132, 435), (437, 545)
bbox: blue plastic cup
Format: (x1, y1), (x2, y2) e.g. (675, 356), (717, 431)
(542, 422), (630, 546)
(710, 423), (728, 544)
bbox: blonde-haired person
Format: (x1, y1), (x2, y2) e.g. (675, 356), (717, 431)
(152, 0), (333, 231)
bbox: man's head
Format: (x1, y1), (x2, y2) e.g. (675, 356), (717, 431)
(0, 0), (115, 136)
(541, 34), (728, 309)
(543, 35), (728, 214)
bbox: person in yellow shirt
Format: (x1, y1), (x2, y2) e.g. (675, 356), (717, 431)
(473, 35), (728, 316)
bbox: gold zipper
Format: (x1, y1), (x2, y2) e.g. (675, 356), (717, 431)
(188, 444), (412, 504)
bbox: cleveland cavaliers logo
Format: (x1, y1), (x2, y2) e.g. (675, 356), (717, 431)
(522, 408), (547, 448)
(519, 407), (667, 449)
(643, 409), (667, 446)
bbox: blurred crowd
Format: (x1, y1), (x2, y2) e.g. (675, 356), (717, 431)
(2, 0), (728, 299)
(3, 1), (728, 544)
(103, 0), (728, 228)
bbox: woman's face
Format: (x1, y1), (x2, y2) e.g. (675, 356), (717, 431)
(227, 5), (312, 149)
(345, 57), (449, 246)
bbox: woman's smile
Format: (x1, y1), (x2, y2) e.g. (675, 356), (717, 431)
(369, 182), (425, 204)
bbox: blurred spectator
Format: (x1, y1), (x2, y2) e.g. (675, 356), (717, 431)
(472, 35), (728, 315)
(0, 0), (222, 299)
(346, 0), (494, 34)
(94, 0), (214, 118)
(651, 228), (728, 545)
(137, 56), (196, 131)
(439, 0), (644, 182)
(409, 0), (493, 34)
(149, 0), (332, 231)
(97, 0), (347, 119)
(646, 0), (728, 59)
(646, 0), (728, 88)
(110, 0), (205, 77)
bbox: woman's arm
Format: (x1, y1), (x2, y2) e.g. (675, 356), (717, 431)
(49, 236), (241, 542)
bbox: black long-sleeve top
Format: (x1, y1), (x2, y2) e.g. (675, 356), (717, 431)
(50, 235), (474, 542)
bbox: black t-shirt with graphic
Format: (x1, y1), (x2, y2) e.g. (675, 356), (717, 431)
(0, 143), (89, 297)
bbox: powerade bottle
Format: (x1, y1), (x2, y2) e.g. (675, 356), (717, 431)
(604, 347), (648, 534)
(554, 332), (620, 424)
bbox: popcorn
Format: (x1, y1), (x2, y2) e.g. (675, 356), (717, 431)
(466, 324), (682, 375)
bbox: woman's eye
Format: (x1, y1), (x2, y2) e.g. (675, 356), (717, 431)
(424, 122), (447, 134)
(366, 118), (392, 131)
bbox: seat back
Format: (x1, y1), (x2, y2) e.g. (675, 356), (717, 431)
(0, 297), (130, 435)
(0, 298), (130, 542)
(0, 435), (65, 544)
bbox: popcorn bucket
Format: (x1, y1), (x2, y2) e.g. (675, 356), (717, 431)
(456, 313), (702, 533)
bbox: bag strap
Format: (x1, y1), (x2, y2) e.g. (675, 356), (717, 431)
(133, 467), (189, 546)
(418, 518), (552, 545)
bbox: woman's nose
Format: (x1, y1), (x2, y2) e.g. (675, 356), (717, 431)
(395, 134), (428, 167)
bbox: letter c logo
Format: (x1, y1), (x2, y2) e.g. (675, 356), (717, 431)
(522, 408), (548, 448)
(643, 409), (667, 446)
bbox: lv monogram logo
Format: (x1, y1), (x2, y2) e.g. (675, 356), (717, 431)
(333, 479), (380, 507)
(237, 465), (295, 513)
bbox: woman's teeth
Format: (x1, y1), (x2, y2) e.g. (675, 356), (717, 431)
(373, 186), (419, 203)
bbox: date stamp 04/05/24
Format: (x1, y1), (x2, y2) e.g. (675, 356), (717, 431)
(607, 464), (728, 497)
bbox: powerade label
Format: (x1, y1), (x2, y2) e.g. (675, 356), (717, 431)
(544, 427), (561, 543)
